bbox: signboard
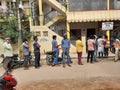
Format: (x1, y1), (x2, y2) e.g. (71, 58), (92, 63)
(102, 22), (114, 30)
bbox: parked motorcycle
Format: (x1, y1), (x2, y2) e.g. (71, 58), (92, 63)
(2, 54), (24, 70)
(1, 52), (35, 70)
(0, 70), (17, 90)
(45, 51), (62, 65)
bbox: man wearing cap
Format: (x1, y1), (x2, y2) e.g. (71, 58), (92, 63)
(3, 37), (13, 71)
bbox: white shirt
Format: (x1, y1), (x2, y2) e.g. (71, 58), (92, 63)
(3, 42), (13, 57)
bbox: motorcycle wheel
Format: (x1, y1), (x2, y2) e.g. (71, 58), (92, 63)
(46, 55), (53, 65)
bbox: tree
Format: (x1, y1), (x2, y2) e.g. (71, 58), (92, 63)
(0, 7), (32, 44)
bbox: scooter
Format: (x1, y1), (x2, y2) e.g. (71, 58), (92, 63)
(0, 70), (17, 90)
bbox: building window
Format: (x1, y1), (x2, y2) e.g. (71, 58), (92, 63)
(35, 31), (41, 36)
(7, 2), (14, 9)
(43, 31), (48, 37)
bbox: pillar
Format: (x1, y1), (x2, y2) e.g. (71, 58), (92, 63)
(39, 0), (43, 26)
(66, 0), (70, 39)
(66, 22), (70, 39)
(81, 29), (86, 54)
(106, 0), (110, 40)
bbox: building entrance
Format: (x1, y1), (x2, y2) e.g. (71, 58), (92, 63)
(87, 28), (96, 38)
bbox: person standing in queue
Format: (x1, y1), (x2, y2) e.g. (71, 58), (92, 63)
(61, 34), (71, 68)
(22, 38), (30, 70)
(87, 35), (95, 63)
(3, 37), (13, 71)
(76, 36), (84, 65)
(52, 35), (60, 67)
(33, 36), (41, 69)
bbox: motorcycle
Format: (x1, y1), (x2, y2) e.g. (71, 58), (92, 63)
(0, 70), (17, 90)
(45, 51), (62, 65)
(1, 52), (35, 70)
(2, 54), (24, 70)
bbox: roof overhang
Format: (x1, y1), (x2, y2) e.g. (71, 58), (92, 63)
(67, 10), (120, 23)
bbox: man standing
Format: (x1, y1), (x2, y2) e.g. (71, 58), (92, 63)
(33, 36), (41, 68)
(3, 37), (13, 71)
(76, 36), (84, 65)
(22, 38), (29, 70)
(61, 34), (71, 68)
(52, 35), (59, 66)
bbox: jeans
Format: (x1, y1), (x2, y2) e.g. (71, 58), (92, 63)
(62, 48), (71, 64)
(53, 49), (59, 64)
(34, 52), (40, 67)
(24, 55), (29, 68)
(87, 50), (94, 63)
(93, 48), (97, 61)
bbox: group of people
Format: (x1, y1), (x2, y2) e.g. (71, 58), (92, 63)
(86, 35), (120, 63)
(52, 34), (72, 68)
(2, 36), (41, 71)
(76, 34), (120, 65)
(2, 34), (120, 71)
(22, 36), (41, 70)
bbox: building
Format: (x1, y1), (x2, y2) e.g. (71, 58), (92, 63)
(29, 0), (120, 54)
(1, 0), (120, 54)
(0, 0), (29, 15)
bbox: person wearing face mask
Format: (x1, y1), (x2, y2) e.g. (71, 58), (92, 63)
(3, 37), (13, 71)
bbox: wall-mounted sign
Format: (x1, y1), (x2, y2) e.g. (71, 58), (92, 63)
(102, 22), (113, 30)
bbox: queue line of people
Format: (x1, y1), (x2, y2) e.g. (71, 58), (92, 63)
(2, 34), (120, 70)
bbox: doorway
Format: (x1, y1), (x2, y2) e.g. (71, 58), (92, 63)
(87, 28), (96, 38)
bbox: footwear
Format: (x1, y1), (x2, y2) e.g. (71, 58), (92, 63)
(35, 67), (40, 69)
(52, 64), (56, 67)
(94, 60), (98, 62)
(24, 67), (29, 70)
(68, 64), (71, 67)
(63, 64), (65, 68)
(78, 63), (83, 65)
(70, 61), (73, 63)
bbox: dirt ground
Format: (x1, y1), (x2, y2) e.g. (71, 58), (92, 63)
(18, 79), (120, 90)
(1, 57), (120, 90)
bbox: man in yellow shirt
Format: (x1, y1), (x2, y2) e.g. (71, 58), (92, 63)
(76, 36), (84, 65)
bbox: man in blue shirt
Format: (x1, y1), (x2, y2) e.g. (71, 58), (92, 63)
(52, 35), (59, 66)
(61, 34), (71, 68)
(22, 38), (29, 70)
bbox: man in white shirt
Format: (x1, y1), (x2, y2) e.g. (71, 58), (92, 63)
(3, 37), (13, 71)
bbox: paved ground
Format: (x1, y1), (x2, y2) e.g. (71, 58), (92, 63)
(1, 55), (120, 90)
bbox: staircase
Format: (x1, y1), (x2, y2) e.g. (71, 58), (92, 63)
(30, 26), (76, 54)
(45, 15), (65, 27)
(43, 0), (66, 16)
(30, 0), (76, 54)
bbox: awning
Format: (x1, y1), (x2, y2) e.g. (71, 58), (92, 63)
(67, 10), (120, 22)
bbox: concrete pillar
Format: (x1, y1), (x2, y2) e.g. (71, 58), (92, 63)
(66, 22), (70, 39)
(39, 0), (43, 26)
(81, 29), (86, 54)
(106, 0), (110, 40)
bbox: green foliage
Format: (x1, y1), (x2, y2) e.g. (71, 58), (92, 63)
(0, 9), (31, 44)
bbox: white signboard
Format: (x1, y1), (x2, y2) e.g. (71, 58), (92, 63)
(102, 22), (113, 30)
